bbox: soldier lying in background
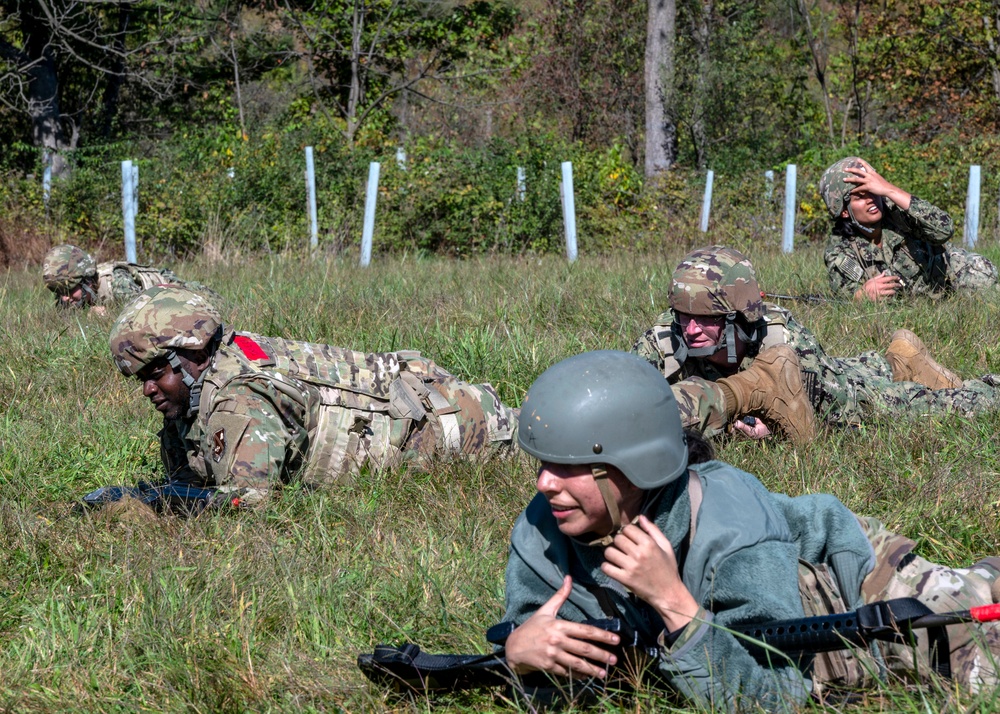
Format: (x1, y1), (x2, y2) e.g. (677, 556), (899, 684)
(632, 245), (1000, 442)
(820, 157), (997, 301)
(42, 244), (219, 315)
(95, 286), (518, 512)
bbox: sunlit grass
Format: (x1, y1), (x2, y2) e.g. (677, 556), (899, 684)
(2, 243), (1000, 711)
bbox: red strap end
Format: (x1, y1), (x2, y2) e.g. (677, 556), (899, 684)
(970, 603), (1000, 623)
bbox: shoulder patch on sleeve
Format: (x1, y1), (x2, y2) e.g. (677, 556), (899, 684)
(234, 334), (270, 361)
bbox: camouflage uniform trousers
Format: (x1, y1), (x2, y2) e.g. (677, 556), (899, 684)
(945, 247), (999, 291)
(860, 516), (1000, 691)
(392, 355), (519, 466)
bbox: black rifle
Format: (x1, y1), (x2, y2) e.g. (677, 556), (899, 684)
(358, 597), (1000, 692)
(78, 480), (236, 517)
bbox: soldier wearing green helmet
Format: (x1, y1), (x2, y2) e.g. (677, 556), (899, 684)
(819, 157), (997, 300)
(633, 245), (1000, 439)
(42, 244), (219, 313)
(107, 286), (519, 506)
(497, 350), (1000, 708)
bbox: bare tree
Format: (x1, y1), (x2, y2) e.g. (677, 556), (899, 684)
(645, 0), (677, 177)
(0, 1), (227, 176)
(279, 0), (515, 146)
(792, 0), (836, 142)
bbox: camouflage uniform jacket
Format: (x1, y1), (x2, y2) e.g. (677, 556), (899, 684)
(161, 329), (517, 503)
(823, 196), (954, 298)
(504, 461), (875, 708)
(95, 262), (181, 304)
(96, 262), (223, 305)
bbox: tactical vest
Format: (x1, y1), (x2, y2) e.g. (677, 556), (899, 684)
(190, 331), (502, 488)
(648, 305), (790, 380)
(96, 262), (171, 302)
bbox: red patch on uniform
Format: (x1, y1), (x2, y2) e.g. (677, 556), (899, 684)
(212, 428), (226, 462)
(234, 334), (269, 361)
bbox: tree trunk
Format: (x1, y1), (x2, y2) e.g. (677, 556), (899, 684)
(21, 9), (71, 178)
(984, 5), (1000, 105)
(644, 0), (677, 177)
(688, 0), (712, 170)
(796, 0), (836, 143)
(346, 0), (366, 145)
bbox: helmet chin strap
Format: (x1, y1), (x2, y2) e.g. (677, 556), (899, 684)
(846, 196), (884, 237)
(672, 313), (761, 366)
(588, 465), (624, 547)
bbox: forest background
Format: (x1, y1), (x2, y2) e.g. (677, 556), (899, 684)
(4, 0), (1000, 262)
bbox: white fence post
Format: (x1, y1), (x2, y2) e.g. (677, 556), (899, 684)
(305, 146), (318, 250)
(764, 169), (774, 202)
(360, 162), (381, 267)
(122, 160), (137, 263)
(42, 151), (52, 208)
(396, 147), (407, 171)
(965, 165), (981, 249)
(782, 164), (797, 254)
(700, 170), (714, 233)
(516, 166), (526, 202)
(561, 161), (578, 263)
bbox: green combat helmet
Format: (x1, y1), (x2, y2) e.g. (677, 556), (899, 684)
(518, 350), (688, 541)
(109, 286), (222, 390)
(669, 245), (766, 365)
(819, 157), (879, 236)
(42, 244), (97, 299)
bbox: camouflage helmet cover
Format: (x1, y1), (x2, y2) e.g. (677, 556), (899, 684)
(109, 286), (222, 376)
(669, 245), (764, 323)
(819, 156), (867, 218)
(42, 245), (96, 291)
(518, 350), (688, 489)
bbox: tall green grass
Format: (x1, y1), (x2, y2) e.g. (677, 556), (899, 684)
(2, 244), (1000, 711)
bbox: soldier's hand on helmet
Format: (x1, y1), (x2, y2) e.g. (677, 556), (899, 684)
(601, 516), (698, 632)
(731, 415), (771, 439)
(504, 575), (621, 679)
(859, 271), (902, 301)
(844, 160), (911, 209)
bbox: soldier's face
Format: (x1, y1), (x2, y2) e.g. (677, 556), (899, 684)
(677, 313), (726, 349)
(842, 190), (882, 227)
(55, 282), (93, 308)
(535, 462), (641, 538)
(137, 359), (190, 420)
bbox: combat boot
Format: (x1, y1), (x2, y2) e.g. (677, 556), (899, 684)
(717, 345), (816, 444)
(885, 329), (963, 390)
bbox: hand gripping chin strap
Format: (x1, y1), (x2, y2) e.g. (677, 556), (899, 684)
(588, 465), (622, 547)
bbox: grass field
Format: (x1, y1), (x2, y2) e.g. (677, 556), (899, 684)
(2, 242), (1000, 712)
